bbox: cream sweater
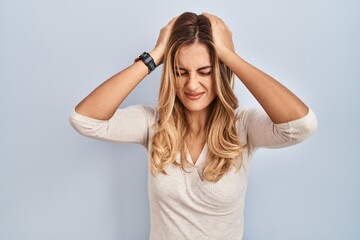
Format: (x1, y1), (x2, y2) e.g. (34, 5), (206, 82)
(69, 105), (317, 240)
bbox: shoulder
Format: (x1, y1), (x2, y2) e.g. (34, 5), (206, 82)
(235, 107), (264, 128)
(234, 107), (260, 145)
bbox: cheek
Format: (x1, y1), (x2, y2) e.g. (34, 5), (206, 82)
(175, 80), (184, 91)
(206, 78), (215, 93)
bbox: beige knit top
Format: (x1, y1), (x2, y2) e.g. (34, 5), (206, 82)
(69, 105), (317, 240)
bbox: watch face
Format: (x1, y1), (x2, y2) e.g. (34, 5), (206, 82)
(136, 52), (156, 73)
(140, 52), (150, 59)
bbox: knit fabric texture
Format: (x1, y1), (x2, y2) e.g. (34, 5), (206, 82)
(69, 105), (317, 240)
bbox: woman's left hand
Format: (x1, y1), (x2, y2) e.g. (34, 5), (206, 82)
(203, 13), (310, 124)
(202, 12), (235, 61)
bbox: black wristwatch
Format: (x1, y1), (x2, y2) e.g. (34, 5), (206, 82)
(135, 52), (156, 74)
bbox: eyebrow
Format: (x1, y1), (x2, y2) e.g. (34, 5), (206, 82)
(178, 66), (213, 71)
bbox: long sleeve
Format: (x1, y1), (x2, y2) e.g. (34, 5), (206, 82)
(69, 104), (158, 148)
(236, 107), (318, 150)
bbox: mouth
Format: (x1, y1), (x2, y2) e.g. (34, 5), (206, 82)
(185, 92), (205, 100)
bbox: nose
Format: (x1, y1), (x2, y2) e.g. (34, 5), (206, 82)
(186, 72), (200, 90)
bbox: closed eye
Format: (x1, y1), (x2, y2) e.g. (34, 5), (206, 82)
(175, 71), (188, 77)
(198, 71), (212, 76)
(175, 66), (212, 77)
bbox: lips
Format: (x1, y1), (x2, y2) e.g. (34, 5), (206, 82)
(185, 92), (204, 100)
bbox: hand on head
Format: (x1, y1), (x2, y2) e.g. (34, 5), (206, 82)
(153, 12), (235, 65)
(153, 16), (178, 63)
(202, 12), (235, 60)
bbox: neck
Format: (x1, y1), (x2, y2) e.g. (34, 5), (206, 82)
(186, 108), (209, 137)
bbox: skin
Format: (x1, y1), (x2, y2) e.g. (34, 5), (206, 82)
(202, 12), (309, 124)
(173, 43), (216, 160)
(74, 16), (178, 120)
(74, 12), (309, 142)
(175, 43), (216, 138)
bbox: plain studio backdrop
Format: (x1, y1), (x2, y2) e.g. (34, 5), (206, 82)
(0, 0), (359, 239)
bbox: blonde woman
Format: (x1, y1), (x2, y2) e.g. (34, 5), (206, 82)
(70, 12), (317, 240)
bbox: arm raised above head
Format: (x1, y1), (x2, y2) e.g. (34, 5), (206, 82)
(73, 16), (178, 121)
(203, 12), (311, 124)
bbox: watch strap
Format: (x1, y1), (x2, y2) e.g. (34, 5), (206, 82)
(135, 52), (156, 74)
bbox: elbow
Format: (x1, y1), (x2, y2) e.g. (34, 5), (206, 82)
(68, 109), (102, 138)
(273, 108), (318, 146)
(290, 108), (318, 143)
(69, 112), (89, 137)
(301, 108), (318, 136)
(305, 113), (318, 136)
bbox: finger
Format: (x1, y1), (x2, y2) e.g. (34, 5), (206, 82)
(202, 12), (217, 22)
(167, 16), (178, 27)
(170, 16), (178, 23)
(202, 12), (218, 19)
(203, 13), (225, 26)
(202, 12), (212, 17)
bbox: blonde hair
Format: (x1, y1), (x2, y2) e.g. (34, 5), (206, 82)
(150, 12), (245, 182)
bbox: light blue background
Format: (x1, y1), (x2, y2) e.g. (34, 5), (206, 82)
(1, 0), (359, 239)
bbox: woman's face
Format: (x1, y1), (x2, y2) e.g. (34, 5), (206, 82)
(175, 43), (216, 114)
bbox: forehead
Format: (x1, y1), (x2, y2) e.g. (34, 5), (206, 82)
(177, 43), (211, 69)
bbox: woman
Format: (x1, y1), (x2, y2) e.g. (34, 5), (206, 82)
(70, 12), (317, 240)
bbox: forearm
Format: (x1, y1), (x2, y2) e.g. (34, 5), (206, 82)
(221, 49), (309, 124)
(75, 48), (162, 120)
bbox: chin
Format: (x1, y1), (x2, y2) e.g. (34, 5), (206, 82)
(184, 105), (209, 112)
(182, 100), (215, 113)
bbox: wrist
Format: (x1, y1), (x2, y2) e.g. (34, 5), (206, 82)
(217, 47), (235, 63)
(135, 52), (157, 74)
(150, 47), (165, 66)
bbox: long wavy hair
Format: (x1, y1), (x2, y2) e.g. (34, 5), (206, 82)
(150, 12), (245, 182)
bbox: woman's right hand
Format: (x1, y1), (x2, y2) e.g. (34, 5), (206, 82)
(152, 16), (178, 64)
(74, 15), (179, 120)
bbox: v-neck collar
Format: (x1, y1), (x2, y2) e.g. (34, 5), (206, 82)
(185, 143), (208, 166)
